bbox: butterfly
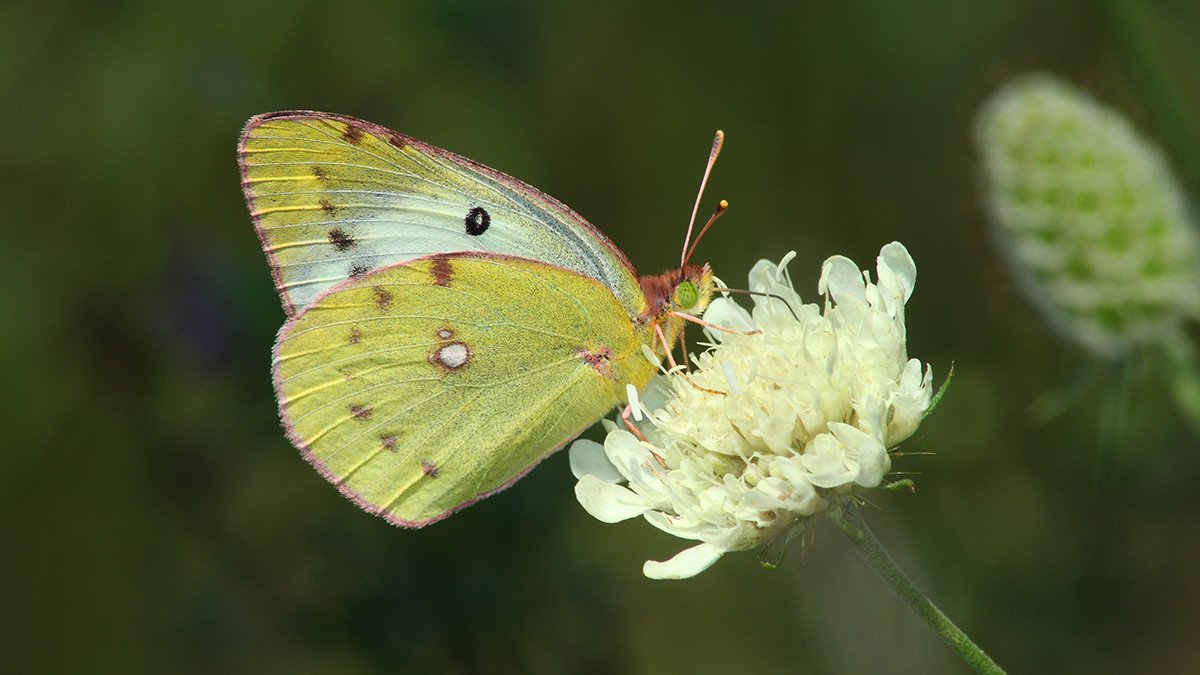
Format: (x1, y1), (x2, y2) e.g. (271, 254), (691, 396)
(239, 111), (724, 526)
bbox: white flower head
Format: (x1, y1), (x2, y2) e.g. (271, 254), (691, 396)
(571, 243), (934, 579)
(975, 73), (1200, 357)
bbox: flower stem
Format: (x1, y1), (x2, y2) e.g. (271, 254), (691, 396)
(828, 505), (1005, 674)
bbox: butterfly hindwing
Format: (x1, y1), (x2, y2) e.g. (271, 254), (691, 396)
(274, 253), (657, 526)
(239, 111), (644, 317)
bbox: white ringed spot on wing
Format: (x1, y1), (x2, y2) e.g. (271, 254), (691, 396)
(429, 341), (471, 371)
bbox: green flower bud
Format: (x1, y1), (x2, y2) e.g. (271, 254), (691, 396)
(975, 74), (1200, 357)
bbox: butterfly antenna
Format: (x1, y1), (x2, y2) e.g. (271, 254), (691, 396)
(717, 288), (802, 322)
(680, 130), (725, 268)
(683, 199), (730, 266)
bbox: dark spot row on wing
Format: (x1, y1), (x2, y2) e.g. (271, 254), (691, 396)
(373, 286), (394, 310)
(328, 228), (357, 251)
(342, 124), (364, 145)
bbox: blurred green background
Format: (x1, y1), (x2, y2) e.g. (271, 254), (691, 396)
(4, 0), (1200, 672)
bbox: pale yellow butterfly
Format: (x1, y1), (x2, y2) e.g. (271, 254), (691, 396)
(240, 112), (724, 526)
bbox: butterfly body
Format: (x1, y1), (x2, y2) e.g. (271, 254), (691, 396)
(240, 111), (714, 526)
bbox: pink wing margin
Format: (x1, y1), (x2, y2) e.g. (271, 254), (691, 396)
(238, 110), (639, 318)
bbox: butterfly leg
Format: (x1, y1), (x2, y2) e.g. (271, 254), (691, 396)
(654, 323), (726, 397)
(621, 404), (648, 441)
(621, 404), (672, 471)
(678, 323), (691, 369)
(671, 311), (761, 335)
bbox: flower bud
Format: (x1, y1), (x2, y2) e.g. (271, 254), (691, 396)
(975, 74), (1200, 356)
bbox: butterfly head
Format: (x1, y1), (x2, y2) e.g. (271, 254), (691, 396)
(672, 264), (714, 315)
(639, 263), (714, 318)
(637, 263), (714, 356)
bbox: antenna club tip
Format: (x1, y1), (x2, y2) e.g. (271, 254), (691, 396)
(718, 199), (730, 209)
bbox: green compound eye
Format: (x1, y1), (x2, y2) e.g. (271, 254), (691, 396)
(675, 280), (699, 309)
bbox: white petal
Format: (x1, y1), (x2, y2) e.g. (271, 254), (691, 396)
(829, 422), (889, 487)
(625, 383), (643, 421)
(800, 433), (856, 488)
(569, 439), (624, 483)
(643, 542), (724, 579)
(772, 461), (827, 515)
(703, 520), (773, 552)
(604, 431), (670, 496)
(640, 343), (660, 366)
(643, 511), (706, 540)
(886, 359), (933, 444)
(721, 361), (743, 395)
(574, 475), (652, 522)
(878, 242), (917, 303)
(638, 375), (675, 414)
(603, 429), (648, 464)
(702, 298), (754, 336)
(819, 255), (868, 304)
(748, 259), (782, 293)
(748, 259), (804, 316)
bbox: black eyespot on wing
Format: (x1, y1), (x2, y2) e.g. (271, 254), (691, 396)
(465, 206), (490, 236)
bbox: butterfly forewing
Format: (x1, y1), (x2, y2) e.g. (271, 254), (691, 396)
(240, 112), (644, 316)
(274, 253), (658, 526)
